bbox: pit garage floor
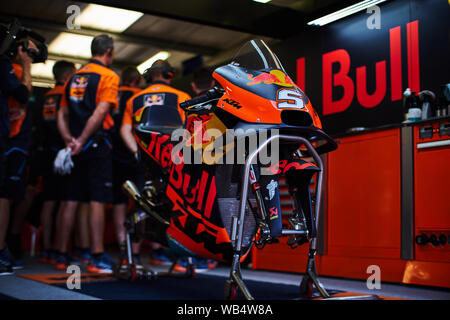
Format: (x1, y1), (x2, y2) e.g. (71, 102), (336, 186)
(1, 255), (449, 300)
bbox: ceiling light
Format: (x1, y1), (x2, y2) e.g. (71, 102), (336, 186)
(32, 60), (82, 80)
(75, 4), (143, 33)
(137, 51), (171, 74)
(48, 33), (94, 58)
(32, 80), (53, 88)
(253, 0), (272, 3)
(31, 60), (56, 79)
(307, 0), (387, 26)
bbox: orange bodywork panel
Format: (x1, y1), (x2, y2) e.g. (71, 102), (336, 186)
(213, 71), (322, 129)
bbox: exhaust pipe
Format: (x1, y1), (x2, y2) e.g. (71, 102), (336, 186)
(122, 180), (170, 226)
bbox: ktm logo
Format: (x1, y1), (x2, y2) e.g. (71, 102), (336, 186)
(223, 98), (242, 109)
(43, 107), (56, 118)
(71, 88), (85, 99)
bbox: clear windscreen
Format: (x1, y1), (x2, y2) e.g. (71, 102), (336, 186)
(230, 39), (286, 72)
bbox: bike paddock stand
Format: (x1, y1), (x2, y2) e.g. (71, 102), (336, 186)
(114, 231), (198, 281)
(117, 181), (197, 282)
(227, 134), (379, 300)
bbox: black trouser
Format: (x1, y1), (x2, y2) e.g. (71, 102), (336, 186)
(63, 136), (113, 203)
(0, 135), (6, 194)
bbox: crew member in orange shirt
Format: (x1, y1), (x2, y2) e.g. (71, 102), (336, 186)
(57, 34), (119, 274)
(39, 60), (75, 265)
(120, 59), (190, 266)
(110, 66), (144, 268)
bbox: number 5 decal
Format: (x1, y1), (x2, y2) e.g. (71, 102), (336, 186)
(276, 89), (305, 109)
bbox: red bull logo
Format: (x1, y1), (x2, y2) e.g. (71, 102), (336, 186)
(73, 76), (89, 88)
(247, 70), (296, 87)
(70, 75), (90, 102)
(144, 94), (164, 107)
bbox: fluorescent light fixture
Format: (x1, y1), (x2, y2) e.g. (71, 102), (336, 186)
(137, 51), (171, 74)
(253, 0), (272, 3)
(31, 59), (56, 79)
(48, 33), (94, 58)
(32, 60), (82, 80)
(32, 80), (53, 88)
(75, 4), (143, 32)
(307, 0), (387, 26)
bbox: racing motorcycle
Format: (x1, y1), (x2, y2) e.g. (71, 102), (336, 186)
(120, 39), (337, 300)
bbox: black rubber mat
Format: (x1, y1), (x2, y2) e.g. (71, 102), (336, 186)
(54, 273), (341, 300)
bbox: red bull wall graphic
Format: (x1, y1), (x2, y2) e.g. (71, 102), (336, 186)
(317, 20), (419, 116)
(274, 0), (449, 134)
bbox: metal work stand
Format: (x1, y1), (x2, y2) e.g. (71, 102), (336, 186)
(116, 181), (196, 281)
(226, 134), (330, 300)
(115, 232), (197, 281)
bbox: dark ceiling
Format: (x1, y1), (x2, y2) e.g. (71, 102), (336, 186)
(80, 0), (362, 39)
(0, 0), (362, 85)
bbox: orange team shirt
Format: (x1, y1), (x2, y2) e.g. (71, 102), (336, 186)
(122, 82), (191, 127)
(43, 84), (65, 120)
(60, 60), (119, 138)
(8, 63), (26, 138)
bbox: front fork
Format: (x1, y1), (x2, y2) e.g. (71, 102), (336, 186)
(289, 179), (329, 298)
(249, 165), (272, 245)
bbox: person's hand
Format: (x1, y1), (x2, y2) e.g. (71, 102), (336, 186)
(70, 138), (84, 156)
(64, 136), (75, 150)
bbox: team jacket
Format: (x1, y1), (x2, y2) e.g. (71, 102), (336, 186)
(122, 81), (191, 128)
(60, 59), (119, 139)
(42, 84), (65, 150)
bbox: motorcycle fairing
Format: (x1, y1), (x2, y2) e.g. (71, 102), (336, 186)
(134, 128), (250, 262)
(213, 66), (322, 128)
(183, 112), (230, 158)
(214, 65), (298, 101)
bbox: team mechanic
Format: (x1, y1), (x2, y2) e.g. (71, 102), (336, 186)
(57, 34), (119, 273)
(39, 61), (76, 264)
(111, 66), (145, 269)
(120, 59), (191, 266)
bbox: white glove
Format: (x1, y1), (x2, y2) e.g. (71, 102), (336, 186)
(54, 148), (74, 175)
